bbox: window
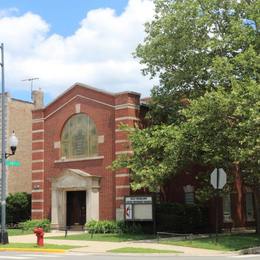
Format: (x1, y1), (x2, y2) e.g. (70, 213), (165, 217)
(183, 185), (194, 204)
(223, 194), (232, 223)
(245, 192), (255, 221)
(61, 114), (98, 159)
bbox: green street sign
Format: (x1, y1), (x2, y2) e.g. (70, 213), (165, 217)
(6, 160), (21, 167)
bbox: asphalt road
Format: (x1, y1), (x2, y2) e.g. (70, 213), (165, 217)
(0, 252), (259, 260)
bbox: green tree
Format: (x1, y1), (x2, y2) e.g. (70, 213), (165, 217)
(181, 81), (260, 232)
(113, 80), (260, 230)
(135, 0), (259, 124)
(113, 0), (260, 232)
(112, 124), (185, 193)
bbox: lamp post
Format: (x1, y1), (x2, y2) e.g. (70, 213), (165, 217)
(0, 43), (19, 244)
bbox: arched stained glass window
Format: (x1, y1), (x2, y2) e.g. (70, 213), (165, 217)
(61, 114), (98, 159)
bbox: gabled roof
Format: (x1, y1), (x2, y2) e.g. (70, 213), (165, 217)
(44, 82), (141, 109)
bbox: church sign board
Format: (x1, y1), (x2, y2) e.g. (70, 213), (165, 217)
(124, 196), (153, 221)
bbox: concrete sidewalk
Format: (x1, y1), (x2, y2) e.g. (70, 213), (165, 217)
(9, 232), (235, 256)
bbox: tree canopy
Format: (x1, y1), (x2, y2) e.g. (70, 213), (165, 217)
(135, 0), (259, 124)
(112, 0), (260, 230)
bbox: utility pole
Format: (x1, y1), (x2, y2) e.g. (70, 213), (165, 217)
(0, 43), (8, 244)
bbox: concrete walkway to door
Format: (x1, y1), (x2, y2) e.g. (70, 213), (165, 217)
(9, 231), (235, 256)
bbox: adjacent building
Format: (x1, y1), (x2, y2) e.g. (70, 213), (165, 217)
(0, 91), (42, 196)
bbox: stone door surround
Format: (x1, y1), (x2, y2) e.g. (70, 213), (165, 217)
(51, 168), (100, 229)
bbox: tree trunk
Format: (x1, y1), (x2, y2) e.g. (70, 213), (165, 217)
(253, 186), (260, 234)
(233, 163), (243, 227)
(160, 186), (167, 201)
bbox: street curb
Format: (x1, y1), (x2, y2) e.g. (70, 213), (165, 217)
(239, 247), (260, 255)
(0, 248), (66, 253)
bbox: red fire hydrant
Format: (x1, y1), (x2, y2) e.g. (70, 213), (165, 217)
(34, 227), (44, 246)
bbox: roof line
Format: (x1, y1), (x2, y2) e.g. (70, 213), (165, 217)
(44, 82), (141, 109)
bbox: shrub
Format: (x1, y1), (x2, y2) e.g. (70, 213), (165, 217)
(117, 220), (143, 234)
(85, 220), (143, 234)
(5, 192), (31, 225)
(19, 219), (51, 232)
(156, 202), (209, 233)
(85, 220), (118, 234)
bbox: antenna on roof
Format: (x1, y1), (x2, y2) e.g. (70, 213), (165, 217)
(22, 77), (39, 100)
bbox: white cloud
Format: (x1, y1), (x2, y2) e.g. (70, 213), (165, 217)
(0, 0), (156, 100)
(0, 7), (19, 18)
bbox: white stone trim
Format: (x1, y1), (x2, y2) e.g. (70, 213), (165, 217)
(115, 151), (133, 155)
(32, 159), (44, 163)
(35, 96), (140, 120)
(116, 173), (129, 177)
(54, 156), (104, 163)
(98, 135), (104, 144)
(32, 189), (43, 193)
(45, 95), (114, 120)
(32, 209), (44, 212)
(54, 141), (61, 149)
(32, 129), (44, 133)
(115, 139), (128, 144)
(116, 185), (130, 189)
(115, 117), (140, 121)
(115, 129), (125, 132)
(75, 103), (81, 113)
(32, 179), (43, 183)
(32, 149), (44, 153)
(32, 199), (44, 203)
(32, 169), (44, 173)
(32, 139), (44, 143)
(116, 197), (124, 200)
(32, 119), (44, 123)
(115, 104), (140, 110)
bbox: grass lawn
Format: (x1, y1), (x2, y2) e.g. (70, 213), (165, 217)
(0, 243), (77, 250)
(7, 229), (33, 236)
(108, 247), (181, 254)
(48, 233), (156, 242)
(161, 233), (260, 251)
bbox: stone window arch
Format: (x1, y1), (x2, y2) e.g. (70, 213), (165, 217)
(61, 113), (98, 159)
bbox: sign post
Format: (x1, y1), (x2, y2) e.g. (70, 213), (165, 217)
(210, 168), (227, 243)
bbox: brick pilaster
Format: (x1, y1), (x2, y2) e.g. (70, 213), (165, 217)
(31, 109), (45, 219)
(114, 92), (140, 219)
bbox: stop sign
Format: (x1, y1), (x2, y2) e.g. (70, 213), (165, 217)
(210, 168), (227, 189)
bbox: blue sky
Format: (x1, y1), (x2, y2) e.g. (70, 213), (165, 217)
(0, 0), (129, 36)
(0, 0), (156, 104)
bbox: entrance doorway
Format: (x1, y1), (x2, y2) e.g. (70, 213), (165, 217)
(66, 191), (86, 227)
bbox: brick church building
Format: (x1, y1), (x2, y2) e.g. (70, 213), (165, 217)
(31, 83), (141, 228)
(31, 83), (255, 230)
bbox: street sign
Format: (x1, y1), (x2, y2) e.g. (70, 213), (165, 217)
(6, 160), (21, 167)
(210, 168), (227, 189)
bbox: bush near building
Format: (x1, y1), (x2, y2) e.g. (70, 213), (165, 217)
(5, 192), (31, 225)
(156, 203), (209, 233)
(86, 202), (208, 234)
(19, 219), (51, 232)
(85, 220), (142, 234)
